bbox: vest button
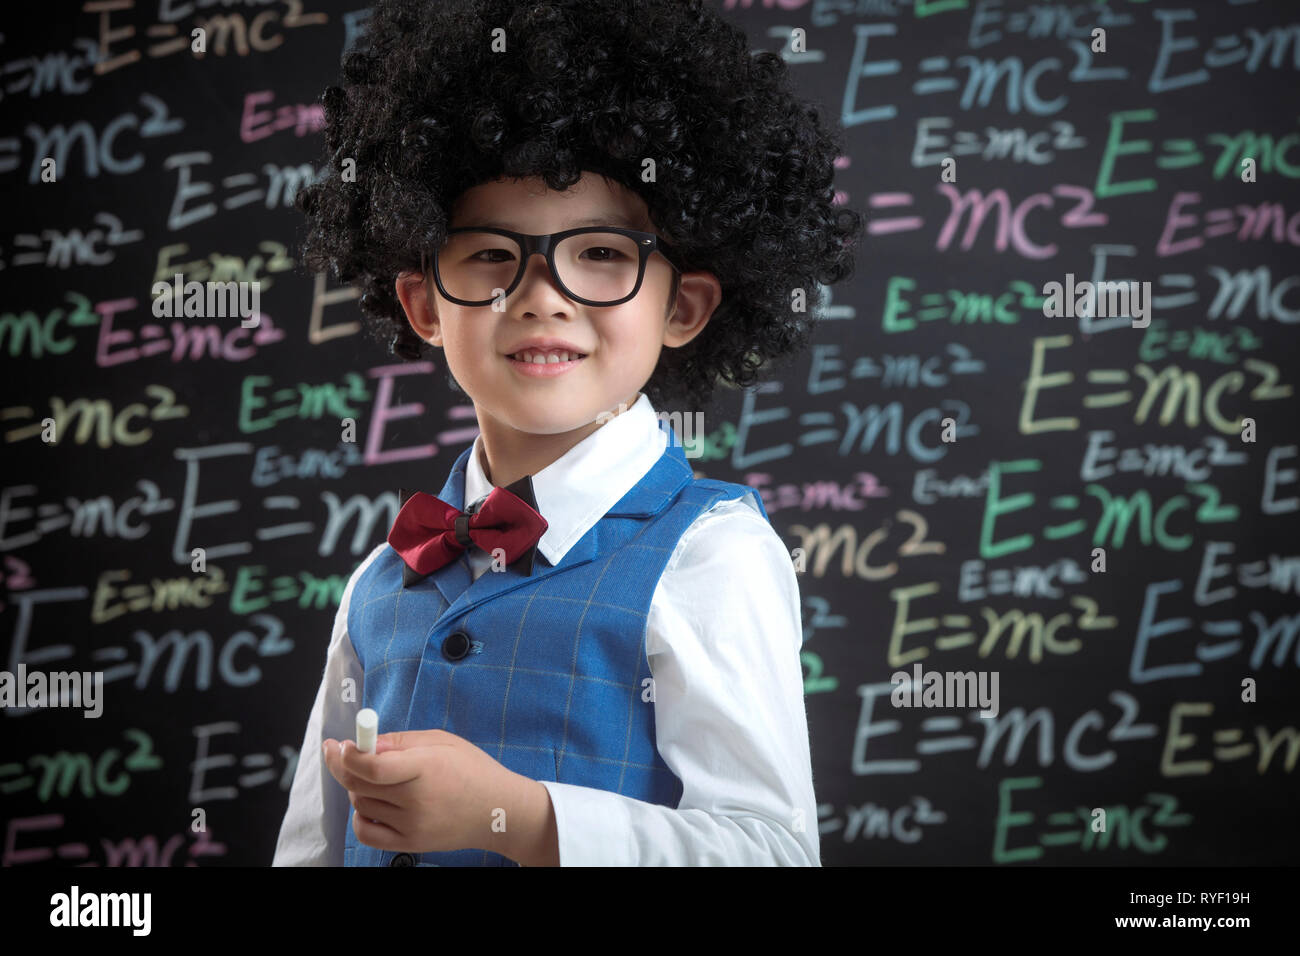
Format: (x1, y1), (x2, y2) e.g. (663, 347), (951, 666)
(389, 853), (416, 866)
(441, 630), (471, 661)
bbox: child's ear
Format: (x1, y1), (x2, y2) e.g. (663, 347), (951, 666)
(395, 261), (442, 347)
(662, 270), (721, 349)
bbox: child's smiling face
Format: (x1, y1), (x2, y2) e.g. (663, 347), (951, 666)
(396, 171), (719, 479)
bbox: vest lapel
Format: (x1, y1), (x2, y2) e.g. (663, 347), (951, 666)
(431, 432), (695, 621)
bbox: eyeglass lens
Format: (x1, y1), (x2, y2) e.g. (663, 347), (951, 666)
(437, 231), (644, 304)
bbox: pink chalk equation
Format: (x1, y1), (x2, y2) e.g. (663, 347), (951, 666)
(240, 91), (326, 143)
(4, 814), (227, 866)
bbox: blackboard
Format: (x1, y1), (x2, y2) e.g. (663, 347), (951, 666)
(4, 0), (1298, 868)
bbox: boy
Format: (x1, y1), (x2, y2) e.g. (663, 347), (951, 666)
(273, 0), (861, 866)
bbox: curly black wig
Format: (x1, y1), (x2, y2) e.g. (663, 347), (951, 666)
(295, 0), (863, 414)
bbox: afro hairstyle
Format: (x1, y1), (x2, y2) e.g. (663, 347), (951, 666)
(295, 0), (863, 414)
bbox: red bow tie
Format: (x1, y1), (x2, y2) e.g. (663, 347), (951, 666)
(388, 474), (548, 586)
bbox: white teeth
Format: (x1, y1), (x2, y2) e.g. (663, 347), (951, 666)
(513, 349), (583, 364)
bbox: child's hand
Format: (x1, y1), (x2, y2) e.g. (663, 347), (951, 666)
(322, 729), (525, 856)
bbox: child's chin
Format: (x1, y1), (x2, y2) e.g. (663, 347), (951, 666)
(505, 406), (608, 435)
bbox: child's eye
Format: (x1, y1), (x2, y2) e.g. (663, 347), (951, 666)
(469, 248), (516, 263)
(580, 246), (627, 262)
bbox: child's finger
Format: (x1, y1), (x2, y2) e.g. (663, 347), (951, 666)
(351, 791), (405, 818)
(375, 729), (447, 752)
(322, 739), (404, 795)
(352, 806), (407, 851)
(339, 737), (425, 786)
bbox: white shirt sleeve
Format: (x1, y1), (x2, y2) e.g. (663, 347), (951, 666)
(538, 496), (818, 866)
(272, 543), (387, 866)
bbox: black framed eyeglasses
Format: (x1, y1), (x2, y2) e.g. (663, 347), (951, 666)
(423, 226), (683, 307)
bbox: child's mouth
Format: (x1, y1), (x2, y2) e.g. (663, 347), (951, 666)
(506, 350), (587, 377)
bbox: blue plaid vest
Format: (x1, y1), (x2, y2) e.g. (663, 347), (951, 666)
(343, 421), (769, 866)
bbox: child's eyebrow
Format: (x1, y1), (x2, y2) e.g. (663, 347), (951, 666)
(461, 214), (647, 231)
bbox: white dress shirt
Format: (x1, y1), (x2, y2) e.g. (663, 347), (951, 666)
(273, 393), (818, 866)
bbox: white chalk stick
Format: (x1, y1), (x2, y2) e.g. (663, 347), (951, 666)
(356, 708), (378, 753)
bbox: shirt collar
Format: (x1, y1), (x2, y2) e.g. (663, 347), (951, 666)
(462, 393), (669, 568)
